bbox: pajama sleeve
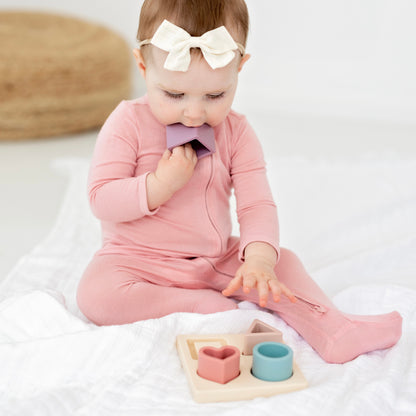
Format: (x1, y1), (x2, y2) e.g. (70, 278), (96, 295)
(88, 101), (159, 222)
(230, 116), (280, 262)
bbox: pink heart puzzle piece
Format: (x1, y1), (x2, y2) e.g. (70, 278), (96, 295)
(197, 345), (240, 384)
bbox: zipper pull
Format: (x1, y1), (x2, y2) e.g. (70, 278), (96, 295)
(294, 296), (327, 314)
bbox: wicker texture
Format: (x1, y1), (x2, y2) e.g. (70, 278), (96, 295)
(0, 11), (132, 140)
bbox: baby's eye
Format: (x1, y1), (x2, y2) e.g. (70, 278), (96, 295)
(206, 92), (225, 100)
(164, 91), (184, 100)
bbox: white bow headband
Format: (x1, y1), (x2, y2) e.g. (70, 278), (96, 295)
(138, 19), (245, 72)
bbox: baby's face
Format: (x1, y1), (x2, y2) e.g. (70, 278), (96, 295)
(140, 48), (245, 127)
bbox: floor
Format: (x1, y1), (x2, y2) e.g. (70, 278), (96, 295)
(1, 111), (415, 280)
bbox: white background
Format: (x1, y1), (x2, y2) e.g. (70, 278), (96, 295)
(1, 0), (415, 123)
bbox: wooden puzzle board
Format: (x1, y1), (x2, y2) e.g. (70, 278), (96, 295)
(176, 333), (308, 403)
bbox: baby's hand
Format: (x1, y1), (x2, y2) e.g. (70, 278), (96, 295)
(222, 256), (297, 307)
(155, 144), (198, 194)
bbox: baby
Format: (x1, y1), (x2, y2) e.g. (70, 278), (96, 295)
(77, 0), (402, 363)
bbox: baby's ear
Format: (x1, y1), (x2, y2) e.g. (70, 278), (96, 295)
(133, 48), (146, 78)
(238, 54), (251, 73)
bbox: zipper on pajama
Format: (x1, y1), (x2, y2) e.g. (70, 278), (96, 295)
(204, 156), (223, 253)
(294, 295), (327, 314)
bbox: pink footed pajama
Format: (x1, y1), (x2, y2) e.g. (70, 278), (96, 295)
(77, 97), (402, 364)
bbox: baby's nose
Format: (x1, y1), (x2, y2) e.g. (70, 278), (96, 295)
(183, 103), (205, 126)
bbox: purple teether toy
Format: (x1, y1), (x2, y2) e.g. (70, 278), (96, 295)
(166, 123), (215, 159)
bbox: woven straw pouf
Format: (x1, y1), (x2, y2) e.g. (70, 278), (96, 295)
(0, 11), (132, 140)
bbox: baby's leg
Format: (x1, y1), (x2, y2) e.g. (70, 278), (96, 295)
(77, 254), (237, 325)
(213, 245), (402, 363)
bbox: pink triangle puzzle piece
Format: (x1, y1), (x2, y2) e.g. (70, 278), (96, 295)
(243, 319), (284, 355)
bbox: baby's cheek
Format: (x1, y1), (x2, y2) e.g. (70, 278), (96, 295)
(159, 103), (177, 121)
(149, 99), (178, 125)
(210, 105), (232, 126)
(156, 113), (175, 125)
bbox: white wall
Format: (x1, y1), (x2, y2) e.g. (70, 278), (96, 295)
(243, 0), (416, 123)
(2, 0), (415, 123)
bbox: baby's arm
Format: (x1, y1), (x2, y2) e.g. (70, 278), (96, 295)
(88, 101), (198, 221)
(146, 143), (198, 210)
(222, 242), (297, 307)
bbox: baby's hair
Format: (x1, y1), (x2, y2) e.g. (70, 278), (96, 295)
(137, 0), (249, 61)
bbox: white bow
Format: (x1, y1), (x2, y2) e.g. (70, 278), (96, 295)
(144, 20), (243, 72)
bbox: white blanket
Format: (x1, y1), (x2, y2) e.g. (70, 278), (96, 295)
(1, 156), (415, 415)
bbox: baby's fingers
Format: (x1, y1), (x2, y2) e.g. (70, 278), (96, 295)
(183, 143), (197, 162)
(268, 279), (282, 303)
(257, 279), (270, 307)
(269, 280), (297, 303)
(280, 282), (297, 303)
(162, 149), (172, 160)
(222, 275), (243, 297)
(242, 273), (257, 294)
